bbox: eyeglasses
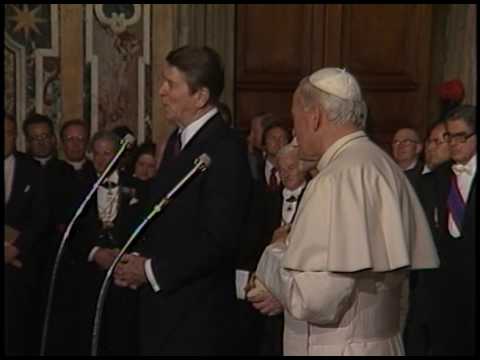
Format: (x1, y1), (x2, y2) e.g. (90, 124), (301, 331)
(392, 139), (418, 146)
(28, 134), (52, 143)
(444, 132), (476, 144)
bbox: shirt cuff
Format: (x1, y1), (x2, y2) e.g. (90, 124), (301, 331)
(88, 246), (100, 262)
(145, 258), (161, 292)
(235, 270), (251, 300)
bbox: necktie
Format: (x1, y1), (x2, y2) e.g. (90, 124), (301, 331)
(447, 174), (465, 235)
(286, 195), (297, 203)
(172, 130), (182, 158)
(268, 167), (279, 191)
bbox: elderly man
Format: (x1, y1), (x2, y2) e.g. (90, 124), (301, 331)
(249, 68), (439, 356)
(392, 127), (424, 191)
(113, 46), (251, 355)
(422, 120), (451, 174)
(246, 144), (308, 355)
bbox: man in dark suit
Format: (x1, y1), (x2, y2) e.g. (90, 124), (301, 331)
(405, 105), (476, 356)
(22, 113), (79, 352)
(261, 121), (292, 192)
(4, 114), (48, 355)
(60, 118), (97, 191)
(246, 112), (273, 181)
(391, 127), (424, 193)
(113, 45), (252, 355)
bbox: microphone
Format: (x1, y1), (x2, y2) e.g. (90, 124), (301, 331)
(91, 153), (211, 356)
(121, 133), (136, 148)
(40, 133), (133, 356)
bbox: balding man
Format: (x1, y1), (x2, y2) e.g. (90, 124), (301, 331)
(392, 127), (424, 192)
(249, 68), (439, 355)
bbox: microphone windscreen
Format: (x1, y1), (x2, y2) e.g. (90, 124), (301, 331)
(198, 153), (212, 168)
(122, 133), (136, 148)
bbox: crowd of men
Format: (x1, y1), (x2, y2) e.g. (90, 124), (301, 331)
(4, 45), (476, 356)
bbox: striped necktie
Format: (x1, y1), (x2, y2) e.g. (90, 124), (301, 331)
(447, 174), (465, 235)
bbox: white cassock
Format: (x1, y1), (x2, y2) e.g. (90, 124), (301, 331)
(255, 131), (439, 356)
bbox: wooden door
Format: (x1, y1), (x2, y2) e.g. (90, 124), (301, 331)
(235, 4), (432, 152)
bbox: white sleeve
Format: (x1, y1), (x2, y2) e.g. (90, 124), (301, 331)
(144, 258), (161, 292)
(256, 243), (355, 325)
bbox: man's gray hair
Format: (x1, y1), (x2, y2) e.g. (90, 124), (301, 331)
(89, 130), (121, 153)
(297, 77), (367, 129)
(277, 144), (304, 170)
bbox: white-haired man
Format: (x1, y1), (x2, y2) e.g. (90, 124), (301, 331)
(248, 68), (439, 356)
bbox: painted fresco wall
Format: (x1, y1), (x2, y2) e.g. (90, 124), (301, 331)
(4, 4), (152, 151)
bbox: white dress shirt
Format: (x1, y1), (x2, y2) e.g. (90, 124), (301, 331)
(265, 160), (280, 185)
(180, 107), (218, 149)
(145, 107), (218, 293)
(448, 154), (477, 237)
(282, 182), (306, 226)
(4, 154), (15, 205)
(88, 170), (120, 262)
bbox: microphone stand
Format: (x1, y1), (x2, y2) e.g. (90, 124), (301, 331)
(40, 137), (132, 356)
(91, 155), (210, 356)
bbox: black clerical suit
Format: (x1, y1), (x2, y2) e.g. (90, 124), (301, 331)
(5, 152), (48, 355)
(134, 113), (251, 355)
(405, 160), (476, 356)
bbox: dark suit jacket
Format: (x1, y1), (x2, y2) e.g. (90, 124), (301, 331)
(135, 114), (252, 355)
(406, 160), (476, 356)
(5, 152), (48, 355)
(404, 159), (424, 195)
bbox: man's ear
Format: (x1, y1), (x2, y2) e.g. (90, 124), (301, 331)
(310, 105), (323, 133)
(195, 87), (210, 108)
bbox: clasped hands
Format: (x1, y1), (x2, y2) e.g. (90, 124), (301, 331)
(93, 247), (147, 290)
(245, 274), (283, 316)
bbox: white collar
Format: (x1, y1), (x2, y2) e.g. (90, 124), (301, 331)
(66, 158), (87, 171)
(283, 182), (306, 200)
(34, 155), (52, 166)
(180, 107), (218, 149)
(404, 159), (418, 171)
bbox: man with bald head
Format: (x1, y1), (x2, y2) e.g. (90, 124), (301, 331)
(392, 127), (424, 191)
(249, 68), (439, 355)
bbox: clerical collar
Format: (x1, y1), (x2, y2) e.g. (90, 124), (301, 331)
(66, 158), (87, 171)
(34, 155), (52, 166)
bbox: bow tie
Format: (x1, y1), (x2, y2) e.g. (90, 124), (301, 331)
(100, 181), (118, 189)
(452, 163), (473, 176)
(285, 196), (297, 203)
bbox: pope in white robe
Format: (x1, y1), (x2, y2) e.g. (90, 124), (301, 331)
(248, 68), (439, 356)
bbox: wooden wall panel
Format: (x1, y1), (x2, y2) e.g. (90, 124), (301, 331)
(236, 4), (433, 154)
(237, 4), (313, 87)
(236, 91), (293, 130)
